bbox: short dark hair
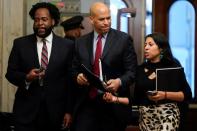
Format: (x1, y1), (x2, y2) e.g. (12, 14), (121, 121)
(29, 2), (60, 26)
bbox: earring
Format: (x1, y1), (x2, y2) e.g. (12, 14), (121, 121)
(160, 51), (164, 59)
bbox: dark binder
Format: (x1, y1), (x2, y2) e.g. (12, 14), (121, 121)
(81, 64), (106, 92)
(156, 67), (184, 92)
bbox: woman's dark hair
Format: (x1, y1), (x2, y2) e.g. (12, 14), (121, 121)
(145, 32), (175, 63)
(29, 2), (60, 26)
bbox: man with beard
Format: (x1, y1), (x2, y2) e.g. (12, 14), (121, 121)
(5, 2), (74, 131)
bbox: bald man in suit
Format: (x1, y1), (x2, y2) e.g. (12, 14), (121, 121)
(71, 2), (137, 131)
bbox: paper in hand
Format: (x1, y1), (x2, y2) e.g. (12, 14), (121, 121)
(81, 64), (106, 92)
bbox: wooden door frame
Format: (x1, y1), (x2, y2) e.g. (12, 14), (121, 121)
(118, 0), (145, 64)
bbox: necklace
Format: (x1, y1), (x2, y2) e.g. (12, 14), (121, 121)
(144, 68), (156, 80)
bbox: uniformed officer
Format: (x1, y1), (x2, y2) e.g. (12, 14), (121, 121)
(61, 15), (84, 40)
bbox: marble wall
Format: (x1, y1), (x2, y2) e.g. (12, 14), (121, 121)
(0, 0), (24, 112)
(0, 0), (39, 112)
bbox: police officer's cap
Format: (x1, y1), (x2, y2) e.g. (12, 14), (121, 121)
(61, 15), (84, 31)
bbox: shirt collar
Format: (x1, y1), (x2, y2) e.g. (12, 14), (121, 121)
(94, 31), (108, 40)
(36, 32), (53, 43)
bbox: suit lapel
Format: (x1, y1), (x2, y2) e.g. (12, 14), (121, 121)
(47, 34), (58, 71)
(102, 29), (114, 59)
(29, 35), (40, 68)
(86, 32), (94, 66)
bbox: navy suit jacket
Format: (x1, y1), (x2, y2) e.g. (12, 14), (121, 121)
(5, 33), (74, 125)
(72, 28), (137, 124)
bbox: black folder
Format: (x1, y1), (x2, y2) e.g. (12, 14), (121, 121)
(156, 67), (184, 92)
(81, 64), (106, 92)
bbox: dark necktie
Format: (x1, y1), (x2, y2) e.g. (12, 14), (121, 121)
(89, 35), (103, 99)
(41, 39), (48, 70)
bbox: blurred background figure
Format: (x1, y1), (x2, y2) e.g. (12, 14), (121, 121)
(61, 15), (84, 40)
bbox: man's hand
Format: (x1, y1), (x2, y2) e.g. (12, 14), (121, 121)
(62, 113), (72, 129)
(26, 68), (42, 82)
(76, 73), (89, 86)
(105, 78), (121, 93)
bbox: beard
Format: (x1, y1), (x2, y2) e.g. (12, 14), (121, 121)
(33, 26), (53, 38)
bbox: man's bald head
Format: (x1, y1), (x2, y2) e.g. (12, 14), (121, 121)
(90, 2), (110, 17)
(89, 2), (111, 34)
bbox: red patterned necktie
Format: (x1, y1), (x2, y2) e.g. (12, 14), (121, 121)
(41, 39), (48, 70)
(89, 34), (103, 99)
(93, 34), (102, 75)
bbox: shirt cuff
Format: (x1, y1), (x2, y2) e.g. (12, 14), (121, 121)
(25, 80), (31, 90)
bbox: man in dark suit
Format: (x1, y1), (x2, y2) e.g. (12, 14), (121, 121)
(5, 2), (74, 131)
(72, 2), (137, 131)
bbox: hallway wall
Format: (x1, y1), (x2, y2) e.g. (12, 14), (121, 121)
(0, 0), (24, 112)
(0, 0), (40, 112)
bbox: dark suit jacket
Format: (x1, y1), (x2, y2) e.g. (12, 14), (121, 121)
(5, 33), (74, 126)
(72, 28), (137, 125)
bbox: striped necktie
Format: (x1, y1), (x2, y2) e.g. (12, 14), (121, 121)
(41, 39), (48, 70)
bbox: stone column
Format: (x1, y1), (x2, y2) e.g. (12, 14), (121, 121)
(0, 0), (25, 112)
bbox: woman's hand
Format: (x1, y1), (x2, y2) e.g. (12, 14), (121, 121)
(103, 92), (117, 103)
(147, 91), (165, 102)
